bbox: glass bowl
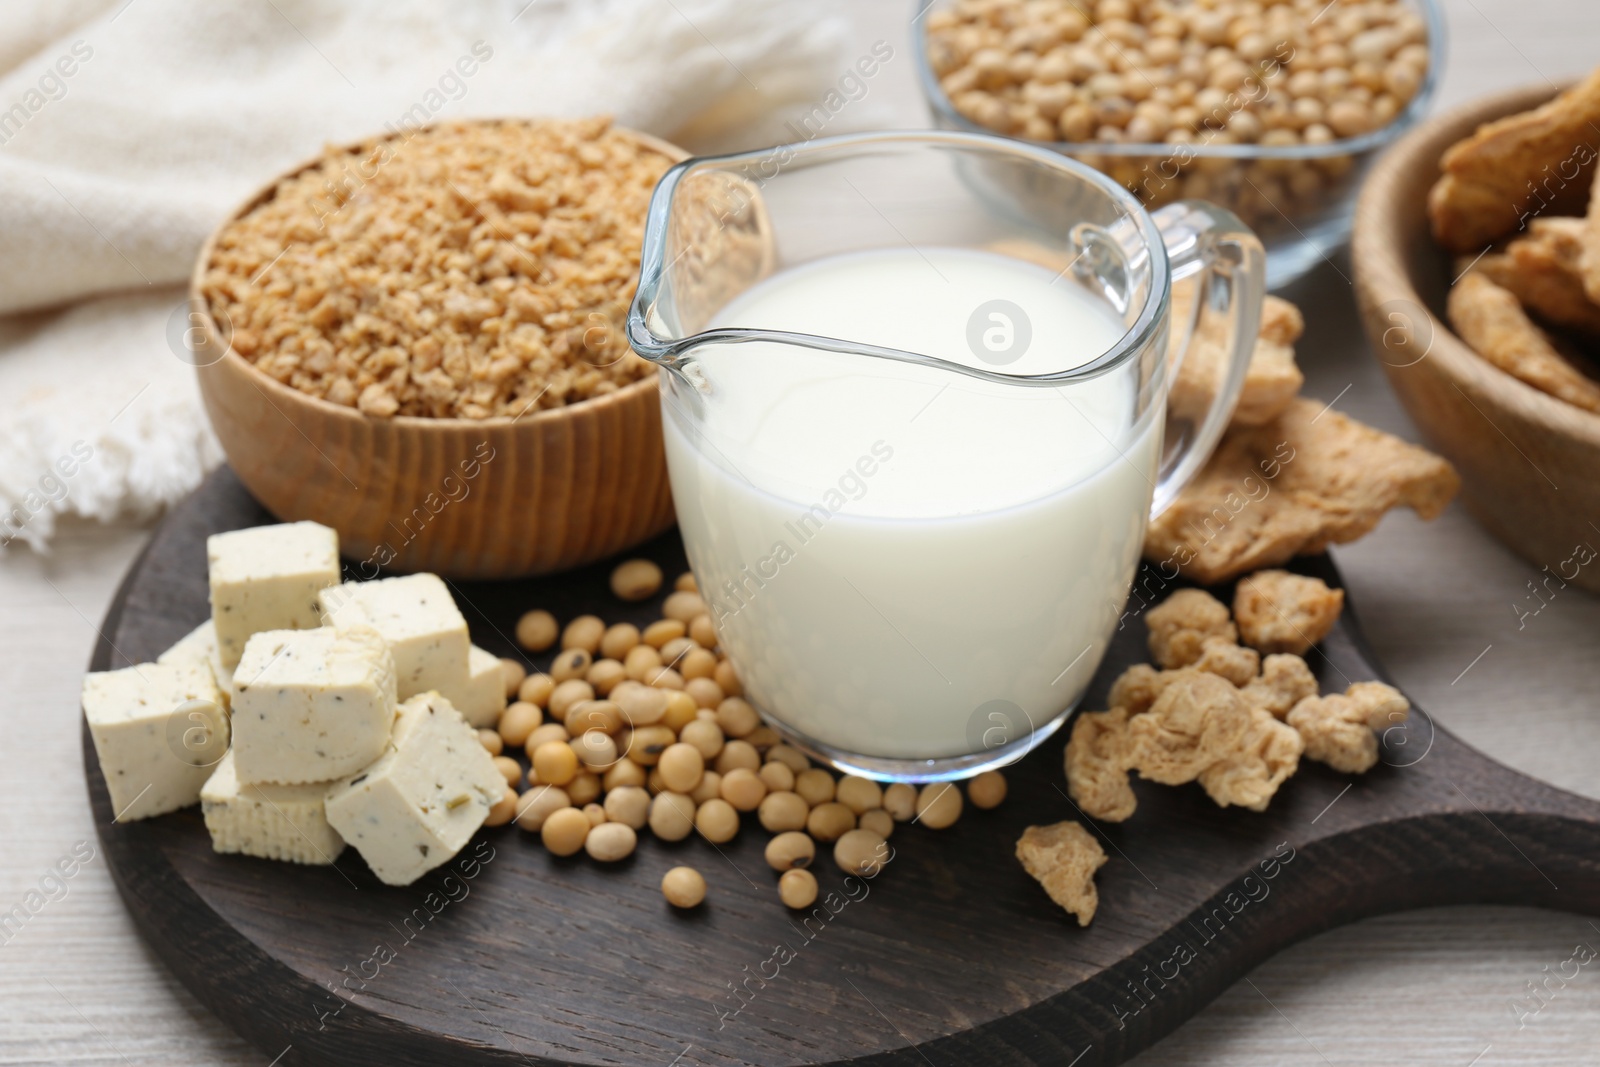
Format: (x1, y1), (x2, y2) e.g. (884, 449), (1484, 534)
(913, 0), (1447, 289)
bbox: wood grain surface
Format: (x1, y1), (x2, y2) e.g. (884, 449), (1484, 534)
(82, 467), (1600, 1067)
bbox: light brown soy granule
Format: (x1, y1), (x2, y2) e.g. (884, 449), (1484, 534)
(202, 117), (671, 420)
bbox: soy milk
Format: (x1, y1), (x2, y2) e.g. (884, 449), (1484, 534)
(661, 247), (1161, 760)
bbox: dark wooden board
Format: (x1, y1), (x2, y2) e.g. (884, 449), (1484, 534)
(83, 467), (1600, 1067)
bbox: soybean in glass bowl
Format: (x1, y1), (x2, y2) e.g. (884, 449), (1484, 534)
(914, 0), (1446, 289)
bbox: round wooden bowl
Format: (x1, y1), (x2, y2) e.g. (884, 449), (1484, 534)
(189, 123), (685, 580)
(1353, 83), (1600, 593)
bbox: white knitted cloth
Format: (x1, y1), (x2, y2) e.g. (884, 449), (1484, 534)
(0, 0), (858, 550)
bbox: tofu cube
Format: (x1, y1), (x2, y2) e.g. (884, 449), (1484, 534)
(231, 626), (396, 785)
(209, 521), (340, 669)
(317, 574), (469, 700)
(201, 753), (346, 865)
(157, 620), (216, 669)
(83, 661), (230, 822)
(438, 646), (508, 728)
(157, 620), (235, 709)
(324, 692), (503, 886)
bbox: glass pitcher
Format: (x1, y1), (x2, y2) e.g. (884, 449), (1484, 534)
(628, 130), (1263, 782)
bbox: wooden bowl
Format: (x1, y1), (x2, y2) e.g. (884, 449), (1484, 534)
(1353, 84), (1600, 593)
(189, 124), (686, 580)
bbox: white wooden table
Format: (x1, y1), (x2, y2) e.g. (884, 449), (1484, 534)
(4, 1), (1600, 1064)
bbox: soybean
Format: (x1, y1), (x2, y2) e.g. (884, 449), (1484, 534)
(515, 785), (570, 831)
(642, 619), (685, 649)
(689, 614), (718, 649)
(778, 868), (819, 910)
(713, 660), (742, 697)
(766, 744), (808, 774)
(658, 743), (705, 793)
(758, 790), (810, 833)
(492, 756), (522, 788)
(835, 776), (883, 815)
(603, 785), (651, 829)
(498, 701), (542, 747)
(610, 558), (663, 601)
(561, 614), (605, 654)
(719, 767), (768, 811)
(715, 697), (759, 738)
(567, 771), (601, 807)
(678, 717), (725, 761)
(541, 807), (589, 856)
(524, 721), (570, 752)
(794, 768), (836, 807)
(688, 770), (723, 806)
(500, 658), (527, 699)
(625, 724), (677, 766)
(858, 808), (895, 839)
(573, 730), (618, 770)
(758, 761), (795, 794)
(603, 759), (647, 792)
(600, 622), (641, 661)
(695, 798), (740, 843)
(663, 590), (707, 622)
(916, 783), (963, 829)
(547, 678), (594, 721)
(515, 610), (558, 652)
(587, 658), (627, 696)
(662, 865), (707, 908)
(685, 677), (725, 710)
(807, 802), (855, 842)
(649, 792), (697, 842)
(834, 828), (889, 876)
(883, 782), (918, 822)
(968, 770), (1008, 810)
(567, 700), (623, 736)
(585, 822), (637, 862)
(765, 831), (816, 871)
(550, 649), (592, 685)
(518, 672), (554, 708)
(483, 786), (518, 827)
(714, 739), (760, 775)
(533, 741), (579, 786)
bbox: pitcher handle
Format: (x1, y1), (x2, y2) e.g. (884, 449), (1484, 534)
(1148, 200), (1266, 518)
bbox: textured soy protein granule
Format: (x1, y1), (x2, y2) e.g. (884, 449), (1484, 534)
(202, 118), (672, 419)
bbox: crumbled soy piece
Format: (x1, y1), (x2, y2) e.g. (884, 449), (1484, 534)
(1471, 218), (1600, 343)
(1429, 67), (1600, 252)
(1448, 273), (1600, 414)
(1191, 635), (1260, 687)
(1196, 707), (1302, 812)
(1233, 569), (1345, 655)
(1108, 662), (1165, 717)
(1145, 588), (1236, 669)
(1016, 820), (1107, 927)
(1145, 398), (1460, 585)
(1071, 648), (1317, 822)
(1065, 707), (1138, 822)
(1259, 297), (1306, 347)
(1287, 681), (1409, 774)
(1128, 670), (1253, 786)
(1169, 288), (1306, 429)
(1240, 653), (1319, 719)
